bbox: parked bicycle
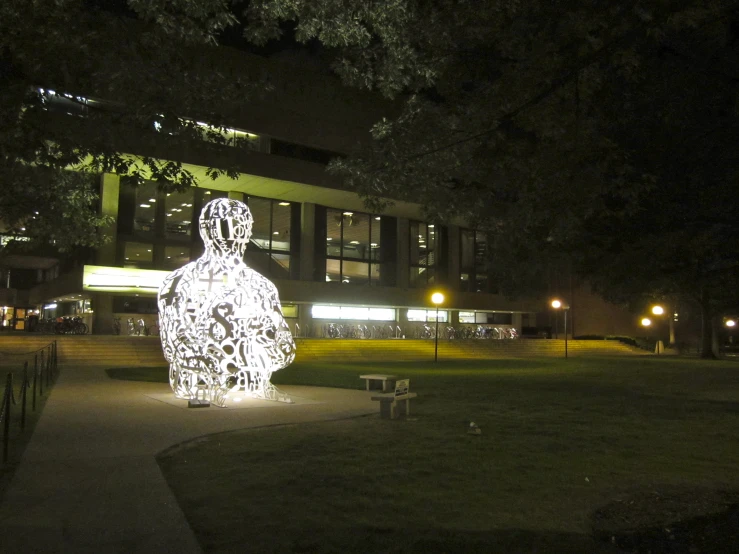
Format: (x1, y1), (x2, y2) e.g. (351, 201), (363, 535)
(55, 316), (88, 335)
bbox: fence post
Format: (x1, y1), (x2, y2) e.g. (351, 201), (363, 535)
(3, 373), (12, 463)
(33, 354), (37, 411)
(39, 350), (44, 397)
(21, 362), (28, 431)
(46, 346), (51, 388)
(53, 340), (58, 374)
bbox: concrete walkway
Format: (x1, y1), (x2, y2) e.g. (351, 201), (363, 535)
(0, 365), (378, 553)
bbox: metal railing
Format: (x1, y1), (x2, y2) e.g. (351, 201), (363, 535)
(0, 341), (58, 463)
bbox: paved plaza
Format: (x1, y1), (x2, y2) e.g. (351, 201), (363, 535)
(0, 364), (377, 553)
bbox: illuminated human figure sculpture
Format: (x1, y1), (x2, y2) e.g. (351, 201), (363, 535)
(157, 198), (296, 406)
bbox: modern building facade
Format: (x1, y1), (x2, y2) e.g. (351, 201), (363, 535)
(1, 45), (641, 339)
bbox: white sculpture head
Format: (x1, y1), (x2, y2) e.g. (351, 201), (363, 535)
(199, 198), (253, 259)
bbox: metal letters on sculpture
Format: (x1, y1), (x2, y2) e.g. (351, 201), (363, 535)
(157, 198), (296, 406)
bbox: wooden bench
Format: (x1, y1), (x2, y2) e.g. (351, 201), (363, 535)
(360, 374), (400, 393)
(370, 379), (417, 419)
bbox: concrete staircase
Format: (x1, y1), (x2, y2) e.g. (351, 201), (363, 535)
(0, 335), (643, 367)
(0, 335), (166, 367)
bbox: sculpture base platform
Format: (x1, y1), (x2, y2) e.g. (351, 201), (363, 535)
(188, 399), (211, 408)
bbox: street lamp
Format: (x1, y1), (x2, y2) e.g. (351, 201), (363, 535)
(551, 299), (570, 358)
(431, 292), (444, 363)
(650, 304), (675, 346)
(641, 317), (663, 354)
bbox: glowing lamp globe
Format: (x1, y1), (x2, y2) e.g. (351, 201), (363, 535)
(641, 318), (652, 327)
(651, 305), (665, 316)
(551, 300), (562, 309)
(431, 292), (444, 305)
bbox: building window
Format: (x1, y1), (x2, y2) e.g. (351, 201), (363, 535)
(194, 121), (260, 151)
(312, 305), (395, 321)
(164, 190), (195, 238)
(244, 196), (293, 279)
(325, 209), (381, 285)
(407, 309), (448, 323)
(460, 229), (489, 293)
(133, 182), (158, 238)
(458, 311), (512, 324)
(409, 221), (437, 288)
(281, 304), (299, 318)
(163, 246), (190, 270)
(123, 242), (153, 268)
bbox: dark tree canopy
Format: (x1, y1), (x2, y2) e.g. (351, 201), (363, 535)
(0, 0), (261, 251)
(243, 1), (739, 355)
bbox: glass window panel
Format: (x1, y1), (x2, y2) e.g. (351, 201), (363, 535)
(342, 212), (369, 260)
(370, 216), (381, 261)
(325, 208), (382, 284)
(475, 231), (488, 269)
(270, 253), (290, 278)
(407, 309), (427, 322)
(134, 182), (158, 237)
(341, 307), (369, 320)
(460, 272), (471, 292)
(459, 311), (475, 323)
(460, 229), (475, 271)
(271, 201), (292, 252)
(281, 304), (298, 318)
(427, 224), (436, 250)
(426, 267), (436, 285)
(163, 245), (190, 270)
(342, 260), (369, 285)
(123, 242), (153, 268)
(164, 189), (194, 238)
(248, 197), (272, 251)
(203, 189), (229, 201)
(475, 273), (488, 293)
(312, 305), (341, 319)
(409, 221), (422, 266)
(370, 263), (381, 286)
(429, 310), (448, 323)
(369, 308), (395, 321)
(326, 209), (343, 256)
(409, 266), (428, 288)
(326, 259), (341, 282)
(408, 308), (449, 322)
(326, 239), (341, 258)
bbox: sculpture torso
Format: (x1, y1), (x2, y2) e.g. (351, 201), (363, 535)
(157, 198), (295, 403)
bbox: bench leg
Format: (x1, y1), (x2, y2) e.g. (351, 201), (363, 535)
(397, 398), (410, 417)
(379, 400), (394, 419)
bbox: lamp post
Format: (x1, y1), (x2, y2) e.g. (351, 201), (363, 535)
(641, 316), (662, 354)
(551, 299), (570, 359)
(650, 304), (675, 346)
(726, 318), (736, 348)
(431, 292), (444, 363)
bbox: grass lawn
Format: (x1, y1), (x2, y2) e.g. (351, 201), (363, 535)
(156, 357), (739, 553)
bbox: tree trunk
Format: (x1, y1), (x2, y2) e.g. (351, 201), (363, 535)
(700, 287), (717, 359)
(711, 316), (720, 358)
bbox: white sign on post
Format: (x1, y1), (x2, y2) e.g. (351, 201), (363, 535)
(394, 379), (409, 397)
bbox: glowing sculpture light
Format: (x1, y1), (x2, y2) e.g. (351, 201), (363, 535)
(157, 198), (296, 407)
